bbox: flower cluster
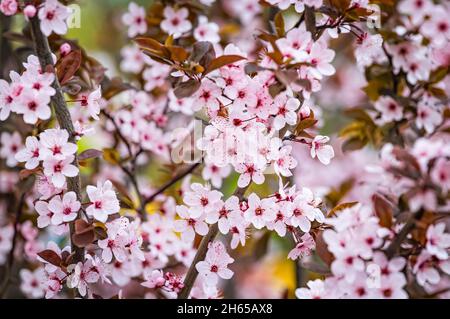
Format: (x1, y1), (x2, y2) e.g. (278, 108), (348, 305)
(15, 128), (78, 188)
(0, 55), (55, 124)
(0, 0), (72, 35)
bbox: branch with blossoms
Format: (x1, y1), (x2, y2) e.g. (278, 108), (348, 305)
(0, 0), (449, 300)
(28, 6), (85, 266)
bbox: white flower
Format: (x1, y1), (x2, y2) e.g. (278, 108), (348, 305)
(86, 180), (120, 223)
(42, 155), (78, 188)
(15, 136), (42, 169)
(160, 6), (192, 39)
(48, 191), (80, 225)
(310, 135), (334, 165)
(38, 0), (72, 36)
(244, 193), (276, 229)
(122, 2), (147, 38)
(196, 241), (234, 286)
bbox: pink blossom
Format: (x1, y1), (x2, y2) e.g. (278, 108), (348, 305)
(196, 241), (234, 286)
(48, 191), (80, 225)
(266, 201), (293, 236)
(426, 223), (450, 260)
(98, 217), (144, 263)
(168, 90), (195, 115)
(420, 7), (449, 48)
(174, 241), (196, 267)
(122, 2), (148, 38)
(0, 224), (13, 264)
(20, 268), (46, 299)
(431, 158), (450, 192)
(235, 163), (265, 188)
(201, 163), (231, 188)
(0, 79), (14, 120)
(205, 195), (240, 234)
(372, 252), (406, 279)
(160, 6), (192, 39)
(164, 272), (185, 295)
(408, 189), (437, 213)
(38, 0), (72, 36)
(275, 27), (311, 63)
(271, 95), (300, 130)
(67, 259), (101, 297)
(295, 279), (326, 299)
(310, 135), (335, 165)
(288, 233), (315, 260)
(120, 45), (152, 73)
(143, 64), (171, 91)
(86, 180), (120, 223)
(273, 145), (298, 177)
(216, 68), (247, 100)
(0, 0), (18, 16)
(174, 205), (209, 242)
(39, 128), (77, 160)
(43, 271), (65, 299)
(21, 69), (55, 97)
(15, 136), (43, 169)
(35, 200), (53, 229)
(307, 41), (336, 79)
(182, 183), (223, 218)
(0, 131), (22, 167)
(35, 174), (65, 200)
(244, 193), (276, 229)
(141, 269), (165, 289)
(413, 251), (441, 286)
(354, 33), (386, 69)
(415, 102), (442, 134)
(374, 273), (408, 299)
(229, 216), (247, 249)
(78, 87), (102, 120)
(21, 220), (38, 241)
(193, 79), (221, 112)
(14, 89), (51, 124)
(194, 16), (220, 43)
(398, 0), (434, 26)
(42, 155), (78, 188)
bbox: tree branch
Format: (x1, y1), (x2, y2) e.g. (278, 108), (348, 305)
(0, 192), (25, 298)
(304, 6), (317, 40)
(385, 209), (425, 259)
(178, 185), (249, 299)
(101, 110), (148, 220)
(28, 15), (84, 263)
(144, 162), (201, 205)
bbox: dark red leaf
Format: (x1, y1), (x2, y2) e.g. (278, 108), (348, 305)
(56, 50), (82, 85)
(78, 149), (103, 161)
(37, 250), (62, 267)
(203, 55), (246, 75)
(173, 79), (201, 99)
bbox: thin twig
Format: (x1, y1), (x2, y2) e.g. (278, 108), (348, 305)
(144, 162), (201, 205)
(100, 110), (148, 219)
(0, 192), (26, 298)
(120, 164), (147, 221)
(101, 110), (133, 159)
(385, 209), (425, 258)
(304, 6), (317, 40)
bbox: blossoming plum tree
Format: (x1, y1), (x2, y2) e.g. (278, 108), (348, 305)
(0, 0), (449, 299)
